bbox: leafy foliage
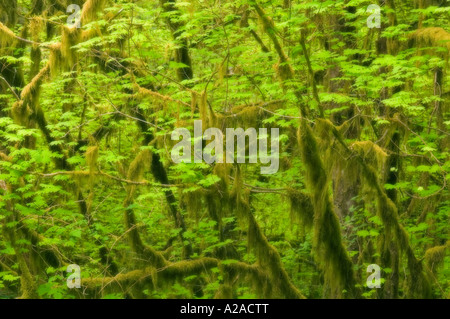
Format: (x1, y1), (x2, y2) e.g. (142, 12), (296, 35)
(0, 0), (448, 299)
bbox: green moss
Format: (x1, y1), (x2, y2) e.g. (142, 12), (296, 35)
(425, 242), (449, 274)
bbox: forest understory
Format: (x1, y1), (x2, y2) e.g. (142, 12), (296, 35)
(0, 0), (449, 299)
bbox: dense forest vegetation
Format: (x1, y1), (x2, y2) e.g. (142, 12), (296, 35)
(0, 0), (448, 299)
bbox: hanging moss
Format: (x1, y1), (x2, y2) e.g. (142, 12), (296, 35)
(161, 258), (218, 280)
(48, 43), (63, 77)
(287, 188), (314, 229)
(425, 242), (449, 274)
(122, 198), (167, 269)
(82, 267), (155, 295)
(251, 3), (357, 297)
(16, 253), (39, 299)
(82, 258), (221, 296)
(350, 141), (388, 175)
(30, 46), (42, 78)
(180, 187), (205, 221)
(29, 17), (43, 41)
(9, 226), (39, 299)
(19, 221), (65, 268)
(28, 18), (43, 79)
(86, 146), (99, 172)
(127, 149), (151, 183)
(81, 0), (106, 25)
(410, 27), (450, 52)
(251, 2), (294, 83)
(229, 167), (249, 223)
(248, 211), (305, 298)
(61, 25), (81, 68)
(136, 85), (189, 108)
(325, 119), (433, 298)
(227, 105), (263, 129)
(298, 120), (359, 298)
(213, 163), (231, 186)
(229, 168), (305, 299)
(0, 21), (17, 47)
(20, 64), (49, 105)
(219, 261), (272, 298)
(122, 148), (171, 269)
